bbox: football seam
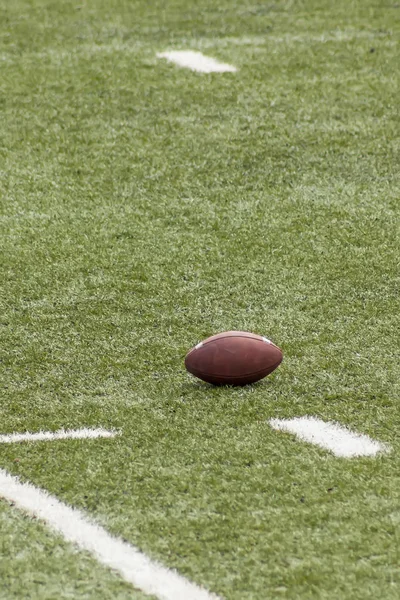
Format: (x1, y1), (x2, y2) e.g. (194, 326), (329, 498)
(202, 334), (278, 346)
(187, 336), (280, 356)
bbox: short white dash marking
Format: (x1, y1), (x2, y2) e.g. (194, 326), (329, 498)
(269, 417), (388, 458)
(0, 470), (219, 600)
(0, 428), (118, 444)
(157, 51), (237, 73)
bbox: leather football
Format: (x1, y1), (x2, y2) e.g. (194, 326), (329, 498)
(185, 331), (283, 386)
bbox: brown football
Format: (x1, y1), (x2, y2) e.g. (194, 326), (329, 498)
(185, 331), (283, 386)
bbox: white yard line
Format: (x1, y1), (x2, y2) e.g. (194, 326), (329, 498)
(269, 416), (388, 458)
(0, 428), (118, 444)
(157, 50), (237, 73)
(0, 469), (219, 600)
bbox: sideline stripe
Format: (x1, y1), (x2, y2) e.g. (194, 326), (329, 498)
(269, 417), (388, 458)
(0, 469), (220, 600)
(157, 51), (237, 73)
(0, 428), (118, 444)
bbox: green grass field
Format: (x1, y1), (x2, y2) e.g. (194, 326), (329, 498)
(1, 0), (399, 598)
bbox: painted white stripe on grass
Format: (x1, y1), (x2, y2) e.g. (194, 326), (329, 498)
(157, 51), (237, 73)
(0, 428), (118, 444)
(269, 417), (387, 458)
(0, 469), (219, 600)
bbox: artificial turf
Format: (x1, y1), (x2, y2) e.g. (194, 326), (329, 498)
(1, 0), (399, 598)
(0, 499), (151, 600)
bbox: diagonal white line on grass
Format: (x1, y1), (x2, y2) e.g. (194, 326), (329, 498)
(157, 50), (237, 73)
(0, 428), (119, 444)
(269, 416), (388, 458)
(0, 469), (220, 600)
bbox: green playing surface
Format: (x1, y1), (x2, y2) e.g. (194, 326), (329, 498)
(1, 1), (399, 598)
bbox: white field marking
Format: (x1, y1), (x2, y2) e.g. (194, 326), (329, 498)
(269, 417), (388, 458)
(157, 51), (237, 73)
(0, 428), (119, 444)
(0, 469), (220, 600)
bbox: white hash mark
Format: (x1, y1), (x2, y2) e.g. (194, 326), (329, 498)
(0, 428), (119, 444)
(157, 51), (237, 73)
(269, 416), (389, 458)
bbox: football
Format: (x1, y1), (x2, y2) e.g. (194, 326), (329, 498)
(185, 331), (283, 386)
